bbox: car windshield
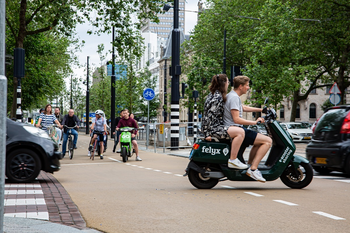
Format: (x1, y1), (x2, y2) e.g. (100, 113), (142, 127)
(315, 109), (347, 133)
(286, 124), (307, 129)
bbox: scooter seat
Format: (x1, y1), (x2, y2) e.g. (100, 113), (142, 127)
(204, 137), (231, 144)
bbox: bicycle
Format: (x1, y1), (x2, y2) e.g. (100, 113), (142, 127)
(64, 125), (77, 160)
(89, 130), (104, 160)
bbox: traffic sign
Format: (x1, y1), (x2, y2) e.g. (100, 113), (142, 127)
(329, 94), (341, 106)
(159, 124), (164, 134)
(143, 88), (155, 101)
(329, 82), (341, 94)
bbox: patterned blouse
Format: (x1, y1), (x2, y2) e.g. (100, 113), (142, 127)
(202, 90), (230, 139)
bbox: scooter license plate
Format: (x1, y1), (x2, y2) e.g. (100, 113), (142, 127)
(315, 157), (327, 164)
(304, 136), (311, 140)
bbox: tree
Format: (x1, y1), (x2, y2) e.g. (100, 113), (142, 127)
(6, 0), (165, 117)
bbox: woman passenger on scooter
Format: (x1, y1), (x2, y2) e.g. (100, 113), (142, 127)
(202, 74), (248, 170)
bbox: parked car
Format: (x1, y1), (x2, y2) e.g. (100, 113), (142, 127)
(247, 124), (268, 135)
(280, 122), (313, 142)
(300, 121), (312, 128)
(306, 105), (350, 175)
(6, 118), (62, 183)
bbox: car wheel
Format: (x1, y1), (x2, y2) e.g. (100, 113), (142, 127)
(6, 149), (41, 183)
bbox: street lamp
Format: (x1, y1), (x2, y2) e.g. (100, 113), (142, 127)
(163, 1), (181, 150)
(111, 26), (116, 139)
(85, 56), (90, 134)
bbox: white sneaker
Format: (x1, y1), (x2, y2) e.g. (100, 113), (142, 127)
(136, 156), (142, 161)
(228, 159), (248, 169)
(246, 168), (266, 183)
(88, 151), (91, 157)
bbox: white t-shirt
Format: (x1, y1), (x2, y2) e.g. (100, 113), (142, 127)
(92, 117), (106, 131)
(223, 90), (243, 127)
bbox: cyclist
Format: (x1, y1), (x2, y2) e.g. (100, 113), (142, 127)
(116, 109), (141, 161)
(54, 107), (64, 145)
(61, 109), (80, 157)
(89, 110), (107, 159)
(34, 108), (45, 127)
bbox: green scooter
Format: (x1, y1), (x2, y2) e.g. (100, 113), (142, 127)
(119, 127), (136, 162)
(184, 101), (313, 189)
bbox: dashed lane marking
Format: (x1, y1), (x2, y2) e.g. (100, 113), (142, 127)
(221, 185), (235, 189)
(273, 200), (298, 206)
(163, 172), (172, 174)
(313, 211), (345, 220)
(334, 180), (350, 183)
(174, 174), (183, 177)
(314, 176), (347, 179)
(245, 192), (264, 197)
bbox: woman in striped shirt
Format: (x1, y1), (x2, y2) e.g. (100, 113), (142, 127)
(36, 104), (62, 131)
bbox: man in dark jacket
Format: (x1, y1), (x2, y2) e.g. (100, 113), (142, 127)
(61, 109), (80, 156)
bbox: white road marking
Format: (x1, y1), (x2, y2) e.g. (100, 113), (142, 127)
(4, 212), (49, 220)
(273, 200), (298, 206)
(221, 185), (235, 189)
(153, 169), (162, 172)
(174, 174), (183, 177)
(334, 180), (350, 183)
(63, 163), (107, 166)
(5, 198), (46, 206)
(244, 192), (264, 197)
(5, 190), (43, 195)
(163, 172), (172, 174)
(313, 211), (345, 220)
(314, 176), (346, 179)
(108, 157), (122, 163)
(145, 168), (153, 170)
(5, 184), (41, 188)
(131, 165), (138, 167)
(138, 166), (144, 168)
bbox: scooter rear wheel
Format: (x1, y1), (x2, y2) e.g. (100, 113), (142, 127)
(188, 168), (219, 189)
(280, 162), (313, 189)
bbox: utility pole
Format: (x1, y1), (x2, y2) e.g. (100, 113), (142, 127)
(223, 29), (227, 74)
(0, 0), (7, 229)
(170, 0), (181, 150)
(70, 75), (73, 109)
(86, 56), (90, 134)
(111, 27), (116, 139)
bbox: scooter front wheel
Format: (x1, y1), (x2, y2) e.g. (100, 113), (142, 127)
(280, 162), (313, 189)
(121, 147), (128, 162)
(188, 168), (219, 189)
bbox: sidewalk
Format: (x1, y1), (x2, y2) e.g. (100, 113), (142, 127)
(3, 171), (101, 233)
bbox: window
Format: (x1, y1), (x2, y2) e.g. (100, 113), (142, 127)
(309, 103), (316, 118)
(280, 105), (285, 118)
(296, 104), (300, 118)
(310, 88), (316, 94)
(326, 86), (331, 94)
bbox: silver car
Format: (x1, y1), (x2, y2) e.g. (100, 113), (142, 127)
(280, 122), (313, 142)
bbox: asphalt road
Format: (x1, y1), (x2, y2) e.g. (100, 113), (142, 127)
(53, 135), (350, 233)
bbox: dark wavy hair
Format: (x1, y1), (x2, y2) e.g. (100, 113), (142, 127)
(209, 74), (228, 102)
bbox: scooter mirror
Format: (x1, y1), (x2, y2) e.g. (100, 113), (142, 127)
(264, 97), (269, 105)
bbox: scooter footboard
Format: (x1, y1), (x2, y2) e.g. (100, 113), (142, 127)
(185, 161), (225, 179)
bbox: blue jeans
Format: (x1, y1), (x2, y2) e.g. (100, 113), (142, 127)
(62, 129), (78, 154)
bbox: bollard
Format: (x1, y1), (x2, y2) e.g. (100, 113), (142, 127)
(0, 75), (7, 232)
(154, 122), (156, 153)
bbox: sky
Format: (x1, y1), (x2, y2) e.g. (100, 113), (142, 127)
(71, 1), (199, 84)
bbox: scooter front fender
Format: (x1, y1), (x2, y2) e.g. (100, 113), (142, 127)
(292, 155), (309, 168)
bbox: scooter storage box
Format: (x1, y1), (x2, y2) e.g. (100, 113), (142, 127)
(191, 139), (231, 164)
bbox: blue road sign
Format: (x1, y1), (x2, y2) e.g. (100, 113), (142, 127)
(329, 94), (341, 105)
(143, 88), (155, 101)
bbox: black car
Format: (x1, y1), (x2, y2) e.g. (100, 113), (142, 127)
(306, 105), (350, 175)
(6, 119), (62, 182)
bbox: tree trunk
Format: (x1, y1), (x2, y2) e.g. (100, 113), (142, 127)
(337, 47), (349, 105)
(290, 90), (299, 122)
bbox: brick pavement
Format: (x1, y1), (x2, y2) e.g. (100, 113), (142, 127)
(4, 171), (89, 231)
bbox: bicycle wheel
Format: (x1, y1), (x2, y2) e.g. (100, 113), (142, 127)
(68, 137), (74, 159)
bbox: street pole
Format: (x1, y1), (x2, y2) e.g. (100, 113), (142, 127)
(223, 29), (227, 74)
(14, 48), (25, 122)
(0, 0), (6, 229)
(163, 59), (167, 122)
(86, 56), (90, 134)
(170, 0), (181, 150)
(70, 75), (73, 109)
(111, 26), (116, 139)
